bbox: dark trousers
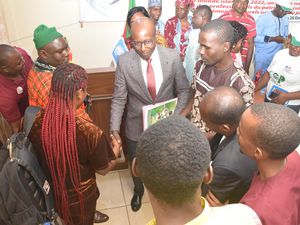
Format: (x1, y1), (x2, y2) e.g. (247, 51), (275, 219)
(126, 138), (144, 196)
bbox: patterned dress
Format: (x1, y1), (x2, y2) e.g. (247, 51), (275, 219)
(164, 16), (192, 60)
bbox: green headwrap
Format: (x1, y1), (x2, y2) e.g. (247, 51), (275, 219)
(33, 24), (63, 49)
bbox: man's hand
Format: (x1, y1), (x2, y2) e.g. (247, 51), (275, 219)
(270, 36), (285, 43)
(110, 131), (122, 157)
(205, 190), (228, 207)
(271, 90), (288, 105)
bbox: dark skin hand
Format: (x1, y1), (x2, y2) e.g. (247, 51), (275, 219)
(10, 119), (21, 133)
(110, 130), (122, 156)
(205, 190), (229, 207)
(271, 90), (288, 104)
(269, 36), (285, 43)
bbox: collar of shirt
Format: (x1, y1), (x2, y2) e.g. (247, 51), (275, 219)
(146, 197), (213, 225)
(230, 9), (247, 19)
(140, 47), (163, 95)
(35, 59), (56, 72)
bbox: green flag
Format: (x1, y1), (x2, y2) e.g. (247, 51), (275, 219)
(123, 0), (136, 39)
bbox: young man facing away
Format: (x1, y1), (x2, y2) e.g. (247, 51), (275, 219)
(132, 115), (261, 225)
(238, 103), (300, 225)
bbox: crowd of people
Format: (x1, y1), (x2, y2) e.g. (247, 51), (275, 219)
(0, 0), (300, 224)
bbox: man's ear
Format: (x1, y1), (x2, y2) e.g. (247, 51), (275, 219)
(203, 162), (213, 184)
(223, 41), (231, 53)
(254, 147), (264, 160)
(220, 124), (231, 134)
(131, 157), (139, 177)
(38, 49), (48, 60)
(0, 65), (7, 73)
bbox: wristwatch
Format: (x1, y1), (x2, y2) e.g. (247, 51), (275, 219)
(264, 36), (271, 42)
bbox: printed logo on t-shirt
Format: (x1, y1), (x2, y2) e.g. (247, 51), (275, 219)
(271, 72), (285, 84)
(283, 65), (292, 74)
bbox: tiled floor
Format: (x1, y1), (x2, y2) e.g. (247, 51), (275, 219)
(94, 169), (154, 225)
(92, 90), (264, 225)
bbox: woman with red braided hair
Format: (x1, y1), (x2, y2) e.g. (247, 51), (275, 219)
(29, 63), (120, 225)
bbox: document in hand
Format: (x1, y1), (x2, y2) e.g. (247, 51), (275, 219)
(142, 98), (177, 131)
(267, 85), (288, 105)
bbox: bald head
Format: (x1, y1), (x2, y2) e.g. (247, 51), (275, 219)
(200, 86), (246, 126)
(0, 44), (17, 67)
(0, 44), (24, 78)
(131, 17), (156, 38)
(130, 17), (156, 60)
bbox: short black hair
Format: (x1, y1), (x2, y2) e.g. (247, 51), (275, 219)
(201, 19), (234, 47)
(126, 6), (150, 28)
(136, 115), (211, 206)
(228, 21), (248, 45)
(201, 86), (246, 126)
(0, 44), (15, 66)
(250, 103), (300, 159)
(194, 5), (212, 21)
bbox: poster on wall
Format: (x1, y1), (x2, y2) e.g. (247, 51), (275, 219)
(79, 0), (129, 22)
(79, 0), (300, 22)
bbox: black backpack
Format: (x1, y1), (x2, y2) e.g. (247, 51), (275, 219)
(0, 107), (63, 225)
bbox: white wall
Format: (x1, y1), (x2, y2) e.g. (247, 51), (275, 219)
(0, 0), (298, 69)
(0, 0), (175, 69)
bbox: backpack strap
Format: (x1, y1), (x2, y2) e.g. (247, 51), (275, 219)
(17, 145), (56, 221)
(22, 106), (57, 220)
(23, 106), (41, 137)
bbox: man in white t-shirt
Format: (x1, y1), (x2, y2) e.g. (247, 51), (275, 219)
(255, 24), (300, 113)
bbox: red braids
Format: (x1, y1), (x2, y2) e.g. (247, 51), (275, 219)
(41, 63), (88, 225)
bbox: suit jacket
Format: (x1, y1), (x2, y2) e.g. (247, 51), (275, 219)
(202, 134), (257, 203)
(110, 45), (190, 141)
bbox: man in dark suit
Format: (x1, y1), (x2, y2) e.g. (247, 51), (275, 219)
(110, 17), (190, 212)
(200, 86), (257, 206)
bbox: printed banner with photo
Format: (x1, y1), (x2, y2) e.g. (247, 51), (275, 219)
(79, 0), (300, 22)
(142, 98), (177, 131)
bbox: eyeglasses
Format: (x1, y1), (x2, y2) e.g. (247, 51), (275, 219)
(131, 39), (154, 49)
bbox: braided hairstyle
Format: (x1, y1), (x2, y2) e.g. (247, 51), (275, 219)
(41, 63), (87, 225)
(228, 20), (248, 46)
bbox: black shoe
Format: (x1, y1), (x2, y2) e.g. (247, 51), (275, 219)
(131, 193), (143, 212)
(94, 210), (109, 223)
